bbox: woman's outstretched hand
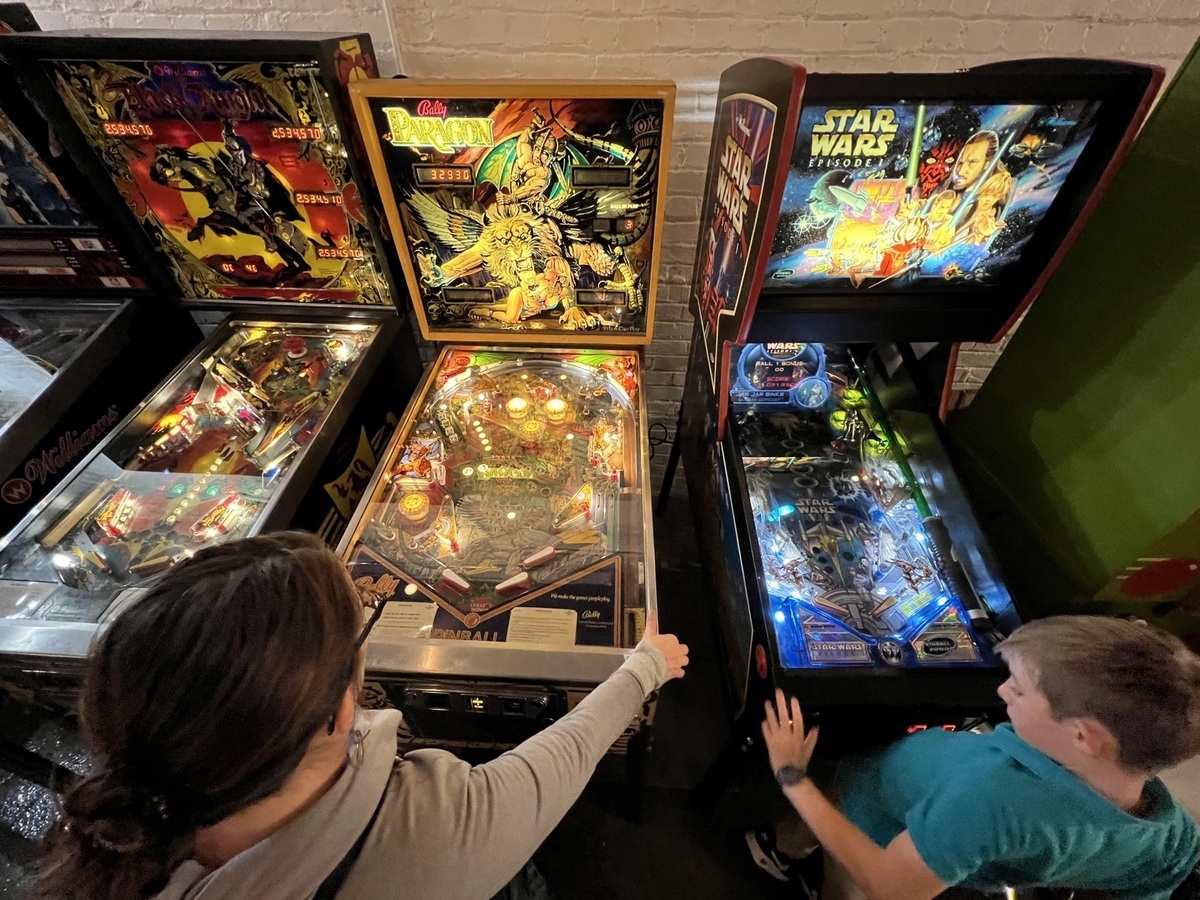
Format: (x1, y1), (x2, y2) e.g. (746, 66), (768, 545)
(642, 612), (689, 681)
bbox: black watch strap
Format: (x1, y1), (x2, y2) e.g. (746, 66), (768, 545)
(775, 764), (808, 787)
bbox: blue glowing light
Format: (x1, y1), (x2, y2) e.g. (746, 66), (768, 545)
(777, 504), (795, 516)
(937, 595), (949, 606)
(774, 611), (786, 623)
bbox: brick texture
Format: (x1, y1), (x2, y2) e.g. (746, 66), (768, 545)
(23, 0), (1199, 483)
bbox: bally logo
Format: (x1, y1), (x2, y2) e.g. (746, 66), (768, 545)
(354, 573), (401, 604)
(580, 610), (601, 620)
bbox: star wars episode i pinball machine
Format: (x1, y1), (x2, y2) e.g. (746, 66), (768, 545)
(0, 6), (201, 537)
(0, 31), (422, 702)
(659, 57), (1160, 760)
(339, 80), (672, 752)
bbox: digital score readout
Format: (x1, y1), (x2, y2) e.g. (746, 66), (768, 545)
(413, 164), (474, 187)
(271, 125), (325, 140)
(103, 122), (155, 137)
(295, 192), (344, 206)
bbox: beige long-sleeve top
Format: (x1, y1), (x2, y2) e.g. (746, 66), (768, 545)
(154, 640), (667, 900)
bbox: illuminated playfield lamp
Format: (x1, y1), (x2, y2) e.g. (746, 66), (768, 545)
(545, 398), (567, 423)
(399, 492), (430, 523)
(506, 396), (529, 420)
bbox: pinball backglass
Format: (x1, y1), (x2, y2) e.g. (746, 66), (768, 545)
(35, 50), (390, 305)
(352, 82), (673, 343)
(766, 100), (1104, 291)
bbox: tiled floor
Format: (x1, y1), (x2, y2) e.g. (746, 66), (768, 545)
(1, 480), (1199, 899)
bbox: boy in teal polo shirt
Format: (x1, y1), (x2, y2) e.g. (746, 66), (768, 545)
(754, 616), (1200, 899)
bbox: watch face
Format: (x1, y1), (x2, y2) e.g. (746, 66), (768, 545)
(775, 765), (806, 786)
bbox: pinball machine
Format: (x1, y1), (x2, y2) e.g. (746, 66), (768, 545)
(337, 80), (672, 753)
(658, 57), (1161, 767)
(0, 6), (201, 537)
(0, 31), (421, 704)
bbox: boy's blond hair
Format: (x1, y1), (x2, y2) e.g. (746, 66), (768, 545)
(998, 615), (1200, 773)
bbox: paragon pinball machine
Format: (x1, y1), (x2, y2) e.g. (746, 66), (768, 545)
(0, 30), (422, 707)
(338, 80), (672, 778)
(0, 5), (201, 537)
(654, 56), (1161, 790)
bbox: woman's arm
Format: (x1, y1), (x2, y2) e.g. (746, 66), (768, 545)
(387, 619), (686, 898)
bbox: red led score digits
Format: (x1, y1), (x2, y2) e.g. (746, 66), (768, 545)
(102, 122), (155, 137)
(270, 125), (325, 140)
(413, 164), (474, 186)
(429, 167), (471, 183)
(317, 247), (364, 259)
(295, 192), (344, 206)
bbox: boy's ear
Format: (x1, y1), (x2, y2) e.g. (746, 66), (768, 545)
(1073, 717), (1121, 763)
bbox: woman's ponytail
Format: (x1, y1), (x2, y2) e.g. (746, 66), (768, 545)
(38, 769), (195, 899)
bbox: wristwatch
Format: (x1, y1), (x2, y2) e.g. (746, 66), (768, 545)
(775, 764), (808, 787)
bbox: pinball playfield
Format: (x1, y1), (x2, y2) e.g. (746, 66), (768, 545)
(732, 342), (1002, 669)
(0, 321), (376, 620)
(348, 347), (642, 647)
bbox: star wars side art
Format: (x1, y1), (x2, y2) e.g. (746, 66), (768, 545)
(373, 97), (665, 334)
(46, 58), (387, 304)
(766, 100), (1102, 289)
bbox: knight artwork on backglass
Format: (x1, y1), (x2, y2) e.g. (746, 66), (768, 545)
(370, 96), (664, 334)
(731, 342), (995, 668)
(44, 58), (388, 304)
(766, 100), (1102, 290)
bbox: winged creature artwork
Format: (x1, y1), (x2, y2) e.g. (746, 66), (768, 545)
(402, 101), (664, 333)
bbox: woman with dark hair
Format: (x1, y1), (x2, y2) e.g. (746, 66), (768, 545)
(37, 531), (688, 900)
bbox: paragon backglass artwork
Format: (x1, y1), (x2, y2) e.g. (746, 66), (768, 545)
(361, 90), (670, 339)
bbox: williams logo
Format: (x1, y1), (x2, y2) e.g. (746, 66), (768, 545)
(20, 405), (120, 490)
(381, 106), (494, 152)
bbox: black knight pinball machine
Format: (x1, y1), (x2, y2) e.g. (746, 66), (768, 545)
(658, 57), (1160, 773)
(338, 80), (672, 755)
(0, 31), (421, 703)
(0, 6), (201, 537)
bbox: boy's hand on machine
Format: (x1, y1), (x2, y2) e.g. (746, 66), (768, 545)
(643, 612), (689, 681)
(762, 689), (819, 773)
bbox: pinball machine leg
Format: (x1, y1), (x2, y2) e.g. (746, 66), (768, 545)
(655, 408), (685, 517)
(690, 712), (757, 809)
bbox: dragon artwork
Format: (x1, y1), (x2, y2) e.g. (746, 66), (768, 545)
(44, 58), (387, 304)
(393, 99), (664, 333)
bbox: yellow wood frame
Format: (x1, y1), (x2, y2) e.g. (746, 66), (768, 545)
(349, 79), (675, 347)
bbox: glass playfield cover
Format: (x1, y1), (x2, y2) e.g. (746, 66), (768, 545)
(345, 346), (650, 649)
(731, 342), (1006, 669)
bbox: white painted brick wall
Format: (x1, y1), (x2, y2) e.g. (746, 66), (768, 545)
(390, 0), (1193, 477)
(21, 0), (1200, 478)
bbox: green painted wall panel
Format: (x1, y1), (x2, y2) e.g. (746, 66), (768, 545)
(950, 40), (1200, 624)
